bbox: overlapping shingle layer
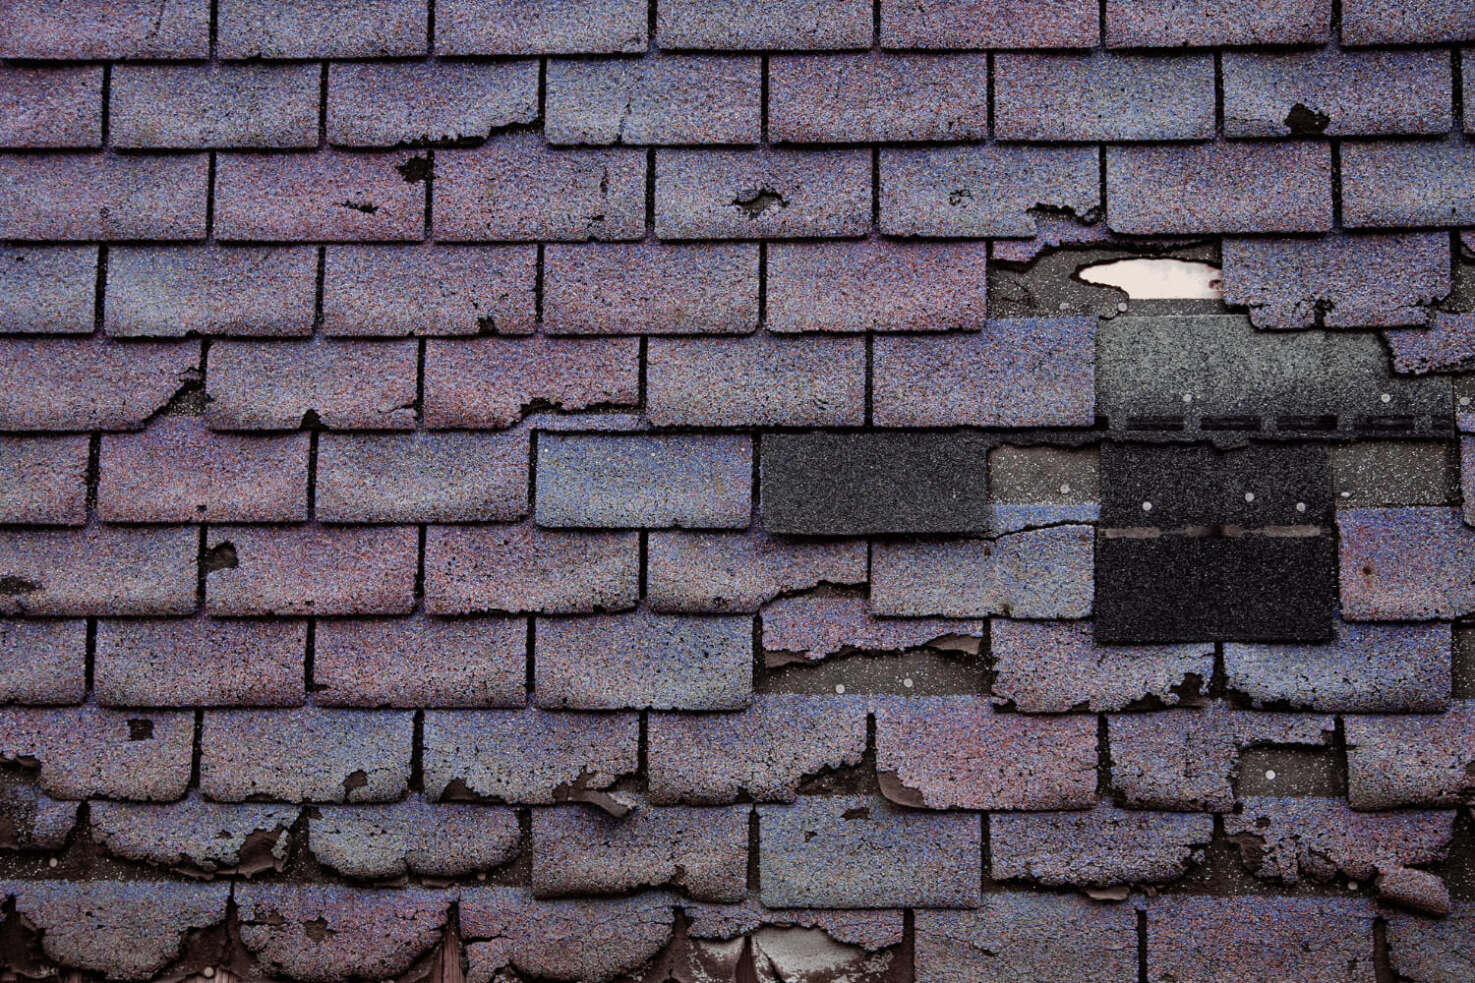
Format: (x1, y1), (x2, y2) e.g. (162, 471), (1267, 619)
(2, 1), (1475, 981)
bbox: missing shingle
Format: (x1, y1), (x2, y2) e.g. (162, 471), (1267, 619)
(731, 187), (787, 218)
(1076, 257), (1223, 300)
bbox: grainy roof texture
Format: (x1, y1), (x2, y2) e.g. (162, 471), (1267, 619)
(1, 1), (1475, 981)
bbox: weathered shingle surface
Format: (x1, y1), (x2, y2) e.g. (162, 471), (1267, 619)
(1, 3), (1472, 981)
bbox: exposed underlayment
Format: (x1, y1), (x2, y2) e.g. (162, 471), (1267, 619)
(3, 2), (1475, 982)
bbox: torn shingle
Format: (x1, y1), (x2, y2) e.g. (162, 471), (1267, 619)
(0, 338), (199, 432)
(327, 61), (539, 148)
(647, 530), (866, 614)
(90, 797), (296, 876)
(991, 805), (1213, 887)
(761, 596), (982, 663)
(1344, 700), (1475, 809)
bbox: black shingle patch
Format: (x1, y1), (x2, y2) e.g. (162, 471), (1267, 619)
(761, 432), (990, 535)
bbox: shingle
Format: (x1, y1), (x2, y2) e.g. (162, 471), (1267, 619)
(915, 897), (1138, 983)
(1221, 233), (1450, 329)
(546, 56), (760, 146)
(316, 430), (530, 523)
(323, 245), (537, 338)
(206, 339), (418, 431)
(1106, 0), (1330, 46)
(1339, 507), (1475, 620)
(0, 881), (227, 982)
(106, 246), (318, 338)
(1341, 140), (1475, 228)
(995, 53), (1215, 142)
(0, 620), (86, 705)
(217, 0), (427, 58)
(214, 151), (426, 243)
(758, 796), (982, 909)
(760, 432), (991, 535)
(870, 525), (1094, 618)
(537, 434), (751, 530)
(1108, 705), (1334, 811)
(991, 619), (1214, 713)
(1224, 797), (1454, 884)
(647, 530), (867, 614)
(0, 436), (89, 526)
(314, 615), (526, 708)
(98, 417), (309, 522)
(1386, 313), (1475, 375)
(1146, 897), (1375, 983)
(0, 0), (210, 58)
(327, 61), (539, 148)
(535, 611), (752, 710)
(1100, 442), (1332, 527)
(762, 596), (981, 662)
(872, 317), (1096, 427)
(110, 64), (320, 150)
(532, 804), (749, 901)
(993, 805), (1214, 888)
(656, 148), (871, 240)
(235, 885), (448, 983)
(1387, 907), (1475, 983)
(880, 145), (1100, 238)
(435, 134), (646, 242)
(308, 801), (520, 880)
(766, 240), (988, 334)
(424, 524), (639, 615)
(1225, 619), (1452, 712)
(0, 246), (96, 334)
(660, 0), (872, 50)
(436, 0), (648, 54)
(1107, 142), (1332, 234)
(1344, 701), (1475, 808)
(873, 696), (1098, 810)
(0, 339), (197, 430)
(422, 709), (638, 804)
(770, 53), (990, 143)
(94, 617), (306, 708)
(647, 334), (866, 427)
(0, 706), (195, 801)
(0, 526), (197, 617)
(1341, 0), (1475, 44)
(90, 798), (296, 877)
(1466, 436), (1475, 526)
(647, 694), (868, 804)
(0, 66), (102, 148)
(204, 525), (418, 616)
(423, 336), (640, 428)
(1223, 49), (1452, 138)
(0, 153), (207, 241)
(0, 785), (78, 850)
(201, 708), (413, 803)
(543, 243), (758, 335)
(880, 0), (1099, 49)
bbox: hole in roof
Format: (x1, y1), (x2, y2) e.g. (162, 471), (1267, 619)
(1076, 257), (1224, 300)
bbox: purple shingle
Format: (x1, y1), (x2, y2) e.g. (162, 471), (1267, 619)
(656, 148), (871, 240)
(323, 245), (537, 337)
(206, 339), (418, 431)
(200, 708), (413, 803)
(422, 709), (638, 804)
(314, 615), (526, 708)
(424, 524), (638, 615)
(90, 797), (296, 877)
(532, 804), (749, 901)
(328, 61), (538, 148)
(1341, 140), (1475, 228)
(1221, 232), (1450, 329)
(758, 795), (982, 908)
(0, 339), (198, 430)
(995, 53), (1215, 142)
(0, 153), (207, 241)
(872, 317), (1095, 427)
(543, 243), (758, 335)
(1344, 701), (1475, 808)
(992, 619), (1214, 713)
(546, 56), (760, 146)
(316, 430), (530, 523)
(1341, 0), (1475, 44)
(0, 706), (194, 801)
(991, 804), (1214, 887)
(1224, 797), (1454, 884)
(1107, 142), (1333, 234)
(0, 620), (85, 705)
(647, 530), (867, 613)
(205, 525), (418, 617)
(0, 436), (89, 525)
(217, 0), (427, 58)
(0, 66), (101, 148)
(0, 526), (197, 617)
(916, 897), (1137, 983)
(1386, 313), (1475, 375)
(881, 145), (1100, 238)
(660, 0), (872, 50)
(0, 0), (210, 58)
(647, 694), (867, 804)
(1387, 907), (1475, 983)
(0, 246), (96, 334)
(769, 53), (990, 143)
(1106, 0), (1330, 46)
(1466, 437), (1475, 527)
(870, 526), (1094, 618)
(423, 336), (640, 429)
(880, 0), (1099, 49)
(1339, 507), (1475, 620)
(0, 786), (78, 850)
(214, 151), (426, 243)
(94, 617), (306, 708)
(873, 696), (1098, 810)
(110, 64), (320, 150)
(1146, 897), (1375, 983)
(98, 417), (309, 522)
(106, 246), (318, 338)
(762, 596), (981, 662)
(308, 801), (520, 879)
(437, 0), (648, 55)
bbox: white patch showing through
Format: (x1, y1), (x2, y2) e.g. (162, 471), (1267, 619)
(1077, 257), (1224, 300)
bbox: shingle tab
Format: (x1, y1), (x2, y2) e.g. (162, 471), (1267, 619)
(0, 706), (195, 801)
(110, 64), (320, 150)
(1341, 0), (1475, 44)
(218, 0), (427, 58)
(316, 430), (530, 523)
(0, 153), (208, 241)
(543, 243), (758, 336)
(546, 57), (761, 146)
(1386, 313), (1475, 375)
(916, 897), (1138, 983)
(1106, 0), (1331, 46)
(205, 525), (418, 616)
(880, 0), (1099, 49)
(770, 53), (990, 143)
(656, 148), (871, 240)
(1146, 898), (1375, 983)
(327, 61), (539, 148)
(0, 436), (89, 526)
(0, 246), (96, 334)
(206, 339), (418, 431)
(214, 151), (426, 243)
(1341, 140), (1475, 228)
(991, 805), (1214, 887)
(424, 524), (639, 615)
(0, 66), (102, 148)
(437, 0), (648, 55)
(661, 0), (872, 50)
(0, 0), (210, 59)
(1224, 797), (1454, 884)
(308, 801), (520, 880)
(106, 246), (318, 339)
(0, 620), (86, 705)
(314, 615), (526, 708)
(1344, 700), (1475, 808)
(995, 53), (1215, 142)
(1339, 507), (1475, 620)
(322, 245), (537, 338)
(94, 618), (306, 708)
(0, 526), (198, 617)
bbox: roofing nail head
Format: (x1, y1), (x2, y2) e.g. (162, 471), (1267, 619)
(203, 969), (215, 979)
(1142, 501), (1153, 512)
(1182, 393), (1193, 404)
(1264, 769), (1276, 780)
(1461, 397), (1471, 407)
(903, 678), (914, 688)
(1059, 483), (1071, 494)
(1380, 393), (1392, 403)
(1296, 502), (1307, 512)
(835, 684), (845, 694)
(1244, 492), (1255, 503)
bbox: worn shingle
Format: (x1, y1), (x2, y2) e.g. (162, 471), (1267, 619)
(992, 805), (1213, 887)
(0, 706), (195, 801)
(308, 801), (520, 880)
(110, 64), (320, 150)
(1344, 701), (1475, 808)
(106, 246), (318, 339)
(94, 617), (306, 708)
(996, 53), (1215, 142)
(314, 615), (526, 708)
(1146, 897), (1375, 983)
(424, 524), (639, 615)
(770, 53), (990, 143)
(1342, 140), (1475, 228)
(322, 245), (537, 338)
(327, 61), (539, 148)
(647, 530), (867, 613)
(316, 430), (530, 523)
(916, 897), (1138, 983)
(543, 243), (758, 336)
(1339, 507), (1475, 620)
(1224, 797), (1454, 884)
(205, 525), (418, 617)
